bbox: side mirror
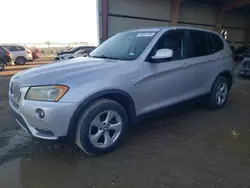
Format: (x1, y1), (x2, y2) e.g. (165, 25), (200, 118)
(151, 49), (173, 60)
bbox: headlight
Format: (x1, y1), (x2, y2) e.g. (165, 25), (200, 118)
(25, 85), (69, 102)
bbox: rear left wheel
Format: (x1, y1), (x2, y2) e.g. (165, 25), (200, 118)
(207, 76), (229, 109)
(15, 57), (26, 65)
(75, 99), (128, 156)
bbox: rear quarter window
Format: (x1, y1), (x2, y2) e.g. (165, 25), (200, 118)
(210, 33), (224, 52)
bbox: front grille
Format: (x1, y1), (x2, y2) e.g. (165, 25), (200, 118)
(10, 97), (19, 109)
(10, 83), (21, 101)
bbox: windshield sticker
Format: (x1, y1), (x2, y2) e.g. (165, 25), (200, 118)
(136, 33), (155, 37)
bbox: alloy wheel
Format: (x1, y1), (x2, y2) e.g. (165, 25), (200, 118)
(215, 82), (228, 105)
(88, 110), (123, 148)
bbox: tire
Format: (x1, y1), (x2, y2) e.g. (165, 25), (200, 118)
(0, 60), (5, 71)
(207, 76), (229, 109)
(75, 99), (128, 156)
(15, 57), (26, 65)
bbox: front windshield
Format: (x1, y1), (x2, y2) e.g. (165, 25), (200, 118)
(68, 47), (78, 52)
(90, 31), (156, 60)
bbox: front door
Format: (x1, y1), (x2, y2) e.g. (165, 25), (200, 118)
(136, 30), (197, 115)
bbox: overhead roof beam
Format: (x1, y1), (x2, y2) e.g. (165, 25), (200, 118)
(221, 0), (250, 12)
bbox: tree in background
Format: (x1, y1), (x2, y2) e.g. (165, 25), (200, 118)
(45, 41), (51, 48)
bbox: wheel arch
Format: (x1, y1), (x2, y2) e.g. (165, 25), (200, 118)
(67, 89), (136, 139)
(15, 56), (27, 61)
(212, 70), (233, 91)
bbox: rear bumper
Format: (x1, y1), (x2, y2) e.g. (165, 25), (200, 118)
(239, 67), (250, 76)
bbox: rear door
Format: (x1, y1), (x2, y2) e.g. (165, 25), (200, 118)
(186, 30), (220, 95)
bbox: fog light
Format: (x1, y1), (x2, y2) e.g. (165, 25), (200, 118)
(35, 108), (45, 119)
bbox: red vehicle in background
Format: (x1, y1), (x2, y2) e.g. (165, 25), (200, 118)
(32, 49), (39, 60)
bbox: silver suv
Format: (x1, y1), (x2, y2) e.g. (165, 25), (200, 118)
(4, 45), (33, 65)
(9, 27), (234, 156)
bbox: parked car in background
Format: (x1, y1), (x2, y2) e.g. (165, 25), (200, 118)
(54, 47), (95, 61)
(238, 55), (250, 77)
(57, 46), (96, 56)
(9, 27), (234, 156)
(32, 51), (39, 60)
(233, 46), (250, 63)
(3, 45), (33, 65)
(0, 46), (14, 71)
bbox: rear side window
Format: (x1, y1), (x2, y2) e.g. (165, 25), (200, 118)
(15, 46), (25, 51)
(189, 30), (209, 57)
(210, 33), (224, 52)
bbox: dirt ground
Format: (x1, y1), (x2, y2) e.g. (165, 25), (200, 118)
(1, 62), (250, 188)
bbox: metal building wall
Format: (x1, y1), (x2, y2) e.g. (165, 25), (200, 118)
(98, 0), (248, 47)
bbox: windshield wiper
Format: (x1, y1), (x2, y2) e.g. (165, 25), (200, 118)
(90, 55), (119, 60)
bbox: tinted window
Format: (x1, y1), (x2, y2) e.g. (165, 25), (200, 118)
(0, 47), (6, 53)
(150, 30), (186, 61)
(189, 30), (209, 57)
(91, 31), (156, 60)
(207, 33), (216, 54)
(211, 34), (224, 52)
(4, 46), (15, 52)
(4, 46), (24, 51)
(15, 46), (25, 51)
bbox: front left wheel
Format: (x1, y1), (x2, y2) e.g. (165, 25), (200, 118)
(75, 99), (128, 156)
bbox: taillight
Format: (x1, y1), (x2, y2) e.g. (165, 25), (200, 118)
(232, 54), (235, 60)
(26, 51), (31, 54)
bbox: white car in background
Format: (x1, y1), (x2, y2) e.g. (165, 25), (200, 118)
(54, 47), (95, 61)
(4, 45), (33, 65)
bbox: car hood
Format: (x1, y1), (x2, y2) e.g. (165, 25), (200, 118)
(11, 57), (120, 86)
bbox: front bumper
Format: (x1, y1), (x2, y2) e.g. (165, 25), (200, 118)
(9, 86), (77, 140)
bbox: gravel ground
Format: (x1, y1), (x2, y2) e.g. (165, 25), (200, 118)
(0, 62), (250, 188)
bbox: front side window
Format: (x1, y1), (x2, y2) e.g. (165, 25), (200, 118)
(189, 30), (209, 57)
(90, 31), (156, 60)
(149, 30), (186, 61)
